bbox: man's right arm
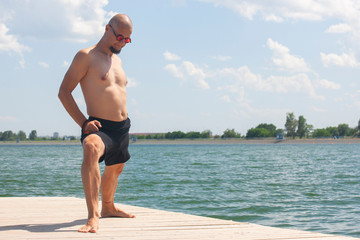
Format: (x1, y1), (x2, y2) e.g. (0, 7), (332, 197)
(58, 50), (89, 128)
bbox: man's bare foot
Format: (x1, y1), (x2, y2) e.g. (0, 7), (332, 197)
(101, 203), (136, 218)
(78, 217), (99, 233)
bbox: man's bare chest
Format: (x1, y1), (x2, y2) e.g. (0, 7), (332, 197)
(88, 61), (127, 87)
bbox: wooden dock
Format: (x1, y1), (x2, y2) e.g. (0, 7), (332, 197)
(0, 197), (358, 240)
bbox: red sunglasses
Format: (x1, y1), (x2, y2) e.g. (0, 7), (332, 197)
(109, 24), (131, 43)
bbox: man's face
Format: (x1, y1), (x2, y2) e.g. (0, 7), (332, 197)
(108, 24), (131, 55)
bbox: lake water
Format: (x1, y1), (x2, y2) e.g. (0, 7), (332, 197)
(1, 143), (359, 237)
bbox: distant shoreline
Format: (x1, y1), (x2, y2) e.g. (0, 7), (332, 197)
(131, 138), (360, 145)
(1, 138), (358, 145)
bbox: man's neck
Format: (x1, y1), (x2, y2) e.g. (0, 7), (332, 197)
(95, 38), (114, 57)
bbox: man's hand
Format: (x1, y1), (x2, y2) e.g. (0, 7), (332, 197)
(82, 120), (102, 134)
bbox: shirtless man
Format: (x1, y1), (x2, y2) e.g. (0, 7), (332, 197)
(58, 13), (135, 233)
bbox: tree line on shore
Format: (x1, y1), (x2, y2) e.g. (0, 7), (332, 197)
(133, 112), (360, 140)
(1, 112), (359, 141)
(0, 130), (76, 141)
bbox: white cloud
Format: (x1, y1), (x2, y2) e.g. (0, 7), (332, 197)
(200, 0), (360, 41)
(183, 61), (210, 89)
(165, 61), (210, 89)
(166, 49), (329, 101)
(165, 63), (184, 79)
(127, 77), (139, 88)
(315, 79), (341, 90)
(63, 61), (70, 67)
(200, 0), (261, 20)
(163, 51), (181, 61)
(1, 0), (110, 43)
(266, 74), (317, 96)
(345, 92), (356, 98)
(200, 0), (358, 21)
(221, 95), (231, 103)
(200, 0), (325, 21)
(18, 59), (25, 69)
(219, 66), (263, 90)
(326, 23), (352, 33)
(265, 14), (283, 23)
(54, 0), (110, 38)
(38, 62), (50, 68)
(267, 38), (310, 72)
(0, 23), (31, 55)
(218, 66), (323, 99)
(320, 52), (360, 67)
(0, 0), (110, 68)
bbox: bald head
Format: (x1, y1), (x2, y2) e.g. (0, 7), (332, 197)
(109, 14), (133, 31)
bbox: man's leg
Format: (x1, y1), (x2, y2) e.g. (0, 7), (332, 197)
(78, 135), (105, 233)
(100, 163), (135, 218)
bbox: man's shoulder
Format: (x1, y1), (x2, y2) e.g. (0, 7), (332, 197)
(72, 46), (96, 66)
(76, 46), (95, 57)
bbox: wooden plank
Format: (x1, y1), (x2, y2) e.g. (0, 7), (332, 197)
(0, 197), (358, 240)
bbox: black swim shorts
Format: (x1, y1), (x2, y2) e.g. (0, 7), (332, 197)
(81, 116), (131, 166)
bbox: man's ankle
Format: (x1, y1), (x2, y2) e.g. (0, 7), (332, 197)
(102, 200), (114, 205)
(88, 212), (100, 219)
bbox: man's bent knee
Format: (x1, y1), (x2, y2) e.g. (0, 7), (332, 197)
(82, 135), (105, 162)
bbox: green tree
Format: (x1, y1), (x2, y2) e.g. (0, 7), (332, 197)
(350, 126), (359, 137)
(285, 112), (298, 139)
(157, 133), (165, 139)
(185, 131), (202, 139)
(307, 124), (314, 137)
(297, 115), (308, 139)
(355, 119), (360, 137)
(256, 123), (277, 137)
(17, 130), (27, 141)
(337, 123), (351, 136)
(246, 128), (271, 138)
(165, 131), (186, 139)
(222, 129), (240, 138)
(201, 130), (212, 138)
(326, 126), (339, 137)
(29, 130), (37, 140)
(150, 133), (165, 139)
(1, 131), (16, 141)
(313, 129), (331, 138)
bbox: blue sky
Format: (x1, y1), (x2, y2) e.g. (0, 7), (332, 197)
(1, 0), (360, 137)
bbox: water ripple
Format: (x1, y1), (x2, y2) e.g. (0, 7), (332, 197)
(1, 143), (359, 238)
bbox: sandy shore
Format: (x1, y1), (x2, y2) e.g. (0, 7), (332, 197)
(1, 138), (359, 145)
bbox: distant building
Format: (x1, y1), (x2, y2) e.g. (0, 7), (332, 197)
(53, 132), (59, 139)
(63, 136), (72, 141)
